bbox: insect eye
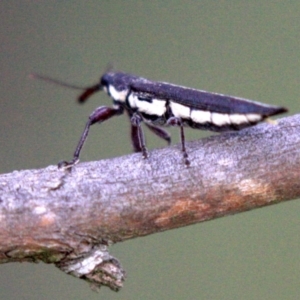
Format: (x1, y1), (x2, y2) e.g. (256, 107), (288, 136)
(100, 74), (110, 88)
(100, 77), (106, 86)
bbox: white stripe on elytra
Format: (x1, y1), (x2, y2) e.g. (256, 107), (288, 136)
(170, 102), (191, 119)
(211, 112), (231, 126)
(190, 109), (211, 123)
(128, 93), (167, 116)
(245, 114), (262, 123)
(229, 114), (249, 124)
(174, 104), (263, 127)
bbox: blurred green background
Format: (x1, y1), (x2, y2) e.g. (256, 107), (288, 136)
(1, 1), (300, 299)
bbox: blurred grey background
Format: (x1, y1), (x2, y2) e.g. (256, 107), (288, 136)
(1, 1), (300, 299)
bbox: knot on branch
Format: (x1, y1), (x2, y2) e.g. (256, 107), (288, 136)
(56, 245), (125, 291)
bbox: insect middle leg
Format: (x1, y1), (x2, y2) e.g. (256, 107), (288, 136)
(58, 106), (123, 168)
(145, 124), (171, 145)
(131, 123), (171, 154)
(130, 113), (149, 159)
(167, 117), (190, 166)
(130, 124), (142, 153)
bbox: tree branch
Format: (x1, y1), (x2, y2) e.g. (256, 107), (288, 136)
(1, 114), (300, 291)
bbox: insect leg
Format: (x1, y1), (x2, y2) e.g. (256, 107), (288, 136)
(167, 117), (190, 166)
(126, 111), (142, 152)
(59, 106), (123, 169)
(131, 123), (171, 153)
(130, 124), (142, 152)
(145, 124), (171, 145)
(130, 113), (149, 159)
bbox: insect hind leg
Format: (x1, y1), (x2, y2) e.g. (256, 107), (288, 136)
(167, 117), (190, 166)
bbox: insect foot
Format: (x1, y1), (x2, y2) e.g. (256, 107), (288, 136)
(58, 158), (79, 170)
(167, 117), (190, 166)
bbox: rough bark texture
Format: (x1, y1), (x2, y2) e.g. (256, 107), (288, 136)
(0, 114), (300, 291)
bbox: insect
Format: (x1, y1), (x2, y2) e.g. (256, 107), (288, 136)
(32, 70), (287, 167)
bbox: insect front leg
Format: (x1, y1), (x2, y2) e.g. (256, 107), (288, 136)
(167, 117), (190, 166)
(130, 113), (149, 159)
(58, 106), (123, 169)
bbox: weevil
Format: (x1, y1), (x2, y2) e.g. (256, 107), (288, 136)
(32, 70), (287, 167)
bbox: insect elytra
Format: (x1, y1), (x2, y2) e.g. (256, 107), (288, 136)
(32, 70), (288, 167)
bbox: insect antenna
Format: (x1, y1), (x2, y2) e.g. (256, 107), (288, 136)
(29, 73), (102, 103)
(29, 73), (88, 90)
